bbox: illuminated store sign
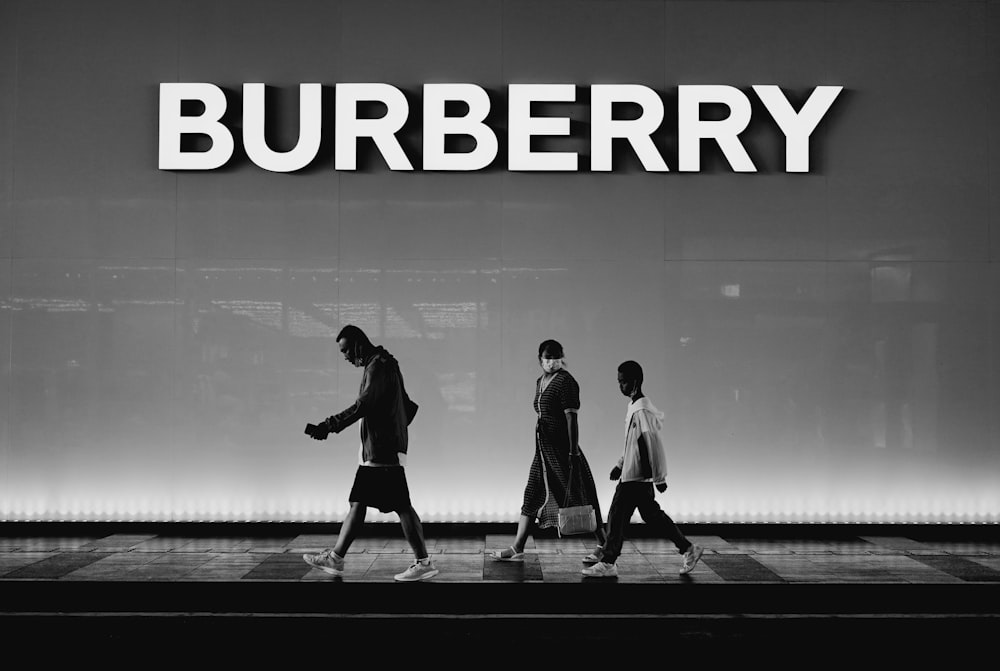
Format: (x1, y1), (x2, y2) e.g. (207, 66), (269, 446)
(159, 83), (842, 173)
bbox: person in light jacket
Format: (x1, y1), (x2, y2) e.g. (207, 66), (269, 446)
(581, 360), (703, 578)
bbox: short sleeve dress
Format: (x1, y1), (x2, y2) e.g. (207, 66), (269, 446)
(520, 369), (604, 531)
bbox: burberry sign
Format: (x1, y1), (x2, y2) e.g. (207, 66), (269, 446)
(158, 83), (843, 173)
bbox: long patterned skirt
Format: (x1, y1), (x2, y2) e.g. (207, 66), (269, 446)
(520, 431), (604, 532)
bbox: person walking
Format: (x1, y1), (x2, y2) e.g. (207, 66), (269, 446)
(581, 360), (703, 578)
(303, 324), (438, 582)
(491, 339), (607, 561)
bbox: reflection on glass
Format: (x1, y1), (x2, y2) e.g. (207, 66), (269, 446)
(1, 260), (997, 522)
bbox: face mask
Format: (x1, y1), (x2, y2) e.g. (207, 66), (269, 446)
(541, 358), (563, 373)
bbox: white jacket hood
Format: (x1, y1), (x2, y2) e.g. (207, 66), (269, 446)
(627, 396), (664, 431)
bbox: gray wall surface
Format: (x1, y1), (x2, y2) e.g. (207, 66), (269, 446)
(0, 0), (997, 522)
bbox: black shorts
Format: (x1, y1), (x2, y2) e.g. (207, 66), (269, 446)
(348, 466), (412, 514)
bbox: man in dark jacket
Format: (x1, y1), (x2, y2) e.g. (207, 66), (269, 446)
(303, 324), (438, 581)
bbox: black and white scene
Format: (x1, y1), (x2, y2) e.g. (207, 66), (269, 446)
(1, 0), (998, 663)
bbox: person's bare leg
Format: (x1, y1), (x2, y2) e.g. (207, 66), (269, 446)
(512, 514), (532, 552)
(332, 502), (367, 557)
(398, 505), (428, 559)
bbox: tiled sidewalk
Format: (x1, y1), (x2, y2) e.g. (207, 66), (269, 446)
(3, 529), (999, 665)
(2, 532), (999, 583)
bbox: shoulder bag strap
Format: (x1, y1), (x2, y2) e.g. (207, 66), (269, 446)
(562, 454), (581, 509)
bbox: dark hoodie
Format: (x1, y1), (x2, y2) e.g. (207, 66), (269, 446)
(327, 346), (418, 465)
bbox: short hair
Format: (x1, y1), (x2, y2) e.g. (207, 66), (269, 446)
(618, 360), (643, 384)
(336, 324), (372, 347)
(537, 339), (564, 359)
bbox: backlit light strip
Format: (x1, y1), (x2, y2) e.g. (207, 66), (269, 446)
(1, 498), (997, 523)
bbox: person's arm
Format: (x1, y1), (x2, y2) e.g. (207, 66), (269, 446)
(562, 375), (581, 456)
(637, 416), (668, 491)
(324, 359), (387, 434)
(610, 457), (623, 481)
(566, 410), (579, 456)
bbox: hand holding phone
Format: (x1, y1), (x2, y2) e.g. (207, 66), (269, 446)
(304, 422), (329, 440)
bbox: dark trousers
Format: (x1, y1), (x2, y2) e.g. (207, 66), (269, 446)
(602, 481), (691, 564)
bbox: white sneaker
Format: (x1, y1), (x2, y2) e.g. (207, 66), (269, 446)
(581, 561), (618, 578)
(582, 547), (604, 565)
(394, 559), (440, 582)
(680, 544), (704, 575)
(303, 548), (345, 576)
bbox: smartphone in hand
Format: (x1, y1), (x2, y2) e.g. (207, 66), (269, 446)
(305, 423), (328, 439)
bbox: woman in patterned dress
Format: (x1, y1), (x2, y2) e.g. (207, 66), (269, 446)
(491, 339), (607, 561)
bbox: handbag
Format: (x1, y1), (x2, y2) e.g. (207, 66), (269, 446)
(557, 455), (597, 536)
